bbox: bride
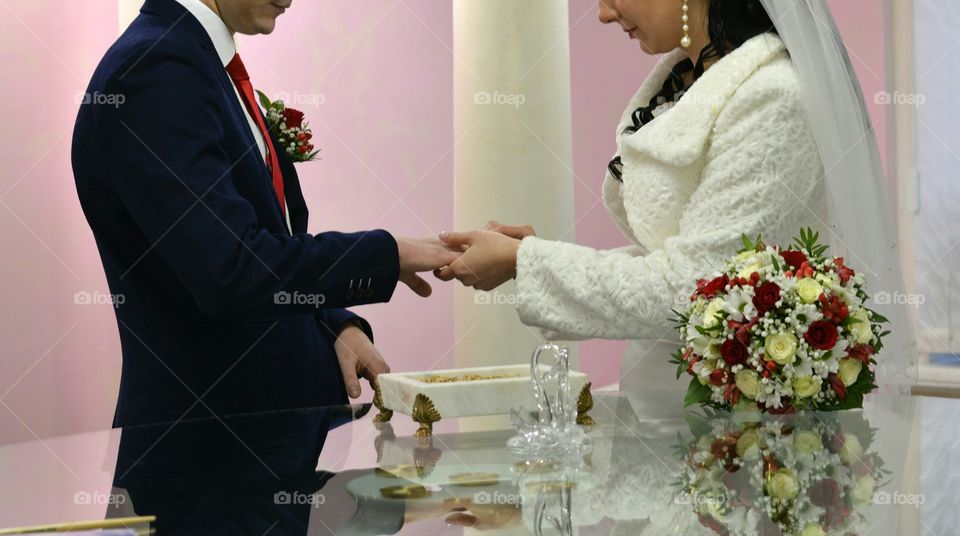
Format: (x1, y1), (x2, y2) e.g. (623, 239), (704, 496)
(437, 0), (915, 392)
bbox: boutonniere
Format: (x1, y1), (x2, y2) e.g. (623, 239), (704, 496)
(256, 90), (319, 163)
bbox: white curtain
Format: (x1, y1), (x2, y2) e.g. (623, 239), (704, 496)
(914, 0), (960, 363)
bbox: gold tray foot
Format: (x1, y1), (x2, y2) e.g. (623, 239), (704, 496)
(371, 378), (393, 423)
(412, 394), (441, 437)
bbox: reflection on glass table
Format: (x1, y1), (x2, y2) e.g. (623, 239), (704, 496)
(0, 389), (941, 535)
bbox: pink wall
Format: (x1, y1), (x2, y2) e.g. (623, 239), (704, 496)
(0, 0), (891, 444)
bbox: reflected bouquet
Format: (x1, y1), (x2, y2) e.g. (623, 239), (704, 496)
(674, 412), (888, 536)
(671, 229), (889, 412)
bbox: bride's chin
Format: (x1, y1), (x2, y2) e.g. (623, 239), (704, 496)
(637, 40), (656, 55)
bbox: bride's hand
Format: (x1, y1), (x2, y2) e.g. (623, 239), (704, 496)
(433, 230), (521, 291)
(484, 220), (536, 240)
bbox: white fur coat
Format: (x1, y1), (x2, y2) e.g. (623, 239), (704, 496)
(515, 33), (826, 342)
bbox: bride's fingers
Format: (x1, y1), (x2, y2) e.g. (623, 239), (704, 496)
(487, 223), (535, 239)
(434, 266), (456, 281)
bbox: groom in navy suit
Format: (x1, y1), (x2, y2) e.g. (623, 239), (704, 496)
(72, 0), (456, 428)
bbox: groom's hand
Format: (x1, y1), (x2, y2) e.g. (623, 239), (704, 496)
(434, 230), (521, 291)
(396, 237), (461, 297)
(334, 324), (390, 399)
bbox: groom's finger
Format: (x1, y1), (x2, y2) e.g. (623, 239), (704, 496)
(401, 273), (433, 297)
(339, 356), (361, 399)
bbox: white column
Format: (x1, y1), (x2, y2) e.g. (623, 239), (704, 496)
(119, 0), (141, 34)
(452, 0), (577, 370)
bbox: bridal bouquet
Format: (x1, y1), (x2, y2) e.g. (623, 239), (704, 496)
(674, 412), (888, 535)
(671, 229), (889, 412)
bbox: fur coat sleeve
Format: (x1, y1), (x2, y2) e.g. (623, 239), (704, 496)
(515, 34), (826, 341)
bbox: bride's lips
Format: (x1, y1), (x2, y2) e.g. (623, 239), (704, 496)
(624, 27), (638, 40)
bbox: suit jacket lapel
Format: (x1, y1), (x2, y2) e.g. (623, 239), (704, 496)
(268, 128), (309, 234)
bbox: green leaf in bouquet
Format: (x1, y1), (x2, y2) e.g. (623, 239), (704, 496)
(829, 370), (876, 410)
(256, 89), (273, 111)
(669, 348), (687, 380)
(793, 227), (825, 257)
(683, 378), (712, 408)
(683, 411), (715, 439)
(839, 315), (862, 327)
(740, 233), (754, 252)
(869, 310), (890, 323)
(669, 308), (690, 326)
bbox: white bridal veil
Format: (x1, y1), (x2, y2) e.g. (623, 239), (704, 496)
(759, 0), (917, 390)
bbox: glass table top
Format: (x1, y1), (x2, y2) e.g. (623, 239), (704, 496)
(0, 389), (952, 535)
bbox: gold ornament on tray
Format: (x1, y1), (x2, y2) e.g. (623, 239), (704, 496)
(371, 377), (393, 423)
(576, 382), (595, 426)
(411, 394), (441, 438)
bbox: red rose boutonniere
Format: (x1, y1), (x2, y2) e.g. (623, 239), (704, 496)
(257, 90), (319, 163)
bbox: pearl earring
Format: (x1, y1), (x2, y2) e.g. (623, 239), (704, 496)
(680, 0), (692, 48)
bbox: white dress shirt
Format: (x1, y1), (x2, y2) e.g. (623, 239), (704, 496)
(175, 0), (292, 232)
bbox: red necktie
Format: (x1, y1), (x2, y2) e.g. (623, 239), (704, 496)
(225, 53), (286, 217)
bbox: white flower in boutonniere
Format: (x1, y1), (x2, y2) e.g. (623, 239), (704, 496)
(257, 90), (320, 163)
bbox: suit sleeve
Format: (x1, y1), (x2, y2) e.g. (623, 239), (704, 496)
(317, 308), (375, 343)
(97, 46), (399, 318)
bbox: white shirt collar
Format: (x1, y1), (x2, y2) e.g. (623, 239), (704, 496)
(174, 0), (236, 66)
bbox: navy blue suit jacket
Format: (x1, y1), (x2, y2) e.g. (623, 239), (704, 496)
(72, 0), (400, 427)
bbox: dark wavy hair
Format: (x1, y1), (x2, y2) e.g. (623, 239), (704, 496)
(608, 0), (778, 181)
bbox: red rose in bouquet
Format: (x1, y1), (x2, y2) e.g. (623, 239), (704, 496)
(282, 107), (304, 129)
(780, 249), (807, 270)
(721, 339), (749, 366)
(805, 320), (839, 350)
(752, 282), (781, 316)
